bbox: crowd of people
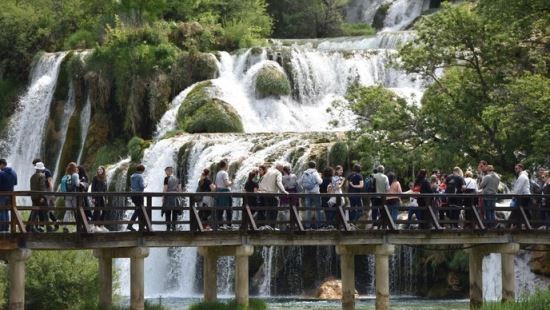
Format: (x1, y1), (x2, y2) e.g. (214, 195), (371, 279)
(0, 157), (548, 233)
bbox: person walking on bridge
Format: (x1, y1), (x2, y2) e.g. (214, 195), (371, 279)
(162, 166), (182, 231)
(127, 164), (146, 231)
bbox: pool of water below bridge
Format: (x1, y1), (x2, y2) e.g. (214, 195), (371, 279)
(125, 297), (470, 309)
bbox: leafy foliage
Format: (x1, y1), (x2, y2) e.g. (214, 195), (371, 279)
(399, 0), (550, 172)
(267, 0), (349, 38)
(10, 251), (99, 309)
(346, 84), (422, 179)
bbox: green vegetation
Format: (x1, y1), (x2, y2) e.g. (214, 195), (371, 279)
(341, 23), (376, 37)
(481, 289), (550, 309)
(398, 0), (550, 172)
(128, 136), (151, 162)
(0, 78), (23, 135)
(189, 298), (268, 310)
(346, 84), (421, 178)
(255, 63), (291, 98)
(0, 251), (101, 309)
(267, 0), (350, 38)
(177, 81), (244, 133)
(372, 3), (391, 30)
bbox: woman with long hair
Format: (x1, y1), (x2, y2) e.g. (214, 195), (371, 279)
(92, 166), (108, 231)
(198, 168), (216, 230)
(386, 172), (402, 223)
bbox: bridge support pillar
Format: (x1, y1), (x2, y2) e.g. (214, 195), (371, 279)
(468, 247), (483, 309)
(93, 247), (149, 310)
(235, 245), (254, 307)
(337, 244), (395, 310)
(0, 248), (32, 310)
(199, 245), (254, 305)
(467, 243), (520, 308)
(374, 245), (394, 310)
(499, 244), (519, 303)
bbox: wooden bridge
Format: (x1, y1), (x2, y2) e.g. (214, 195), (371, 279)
(0, 191), (549, 310)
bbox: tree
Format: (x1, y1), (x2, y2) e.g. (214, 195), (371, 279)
(346, 84), (422, 179)
(266, 0), (348, 38)
(399, 1), (550, 171)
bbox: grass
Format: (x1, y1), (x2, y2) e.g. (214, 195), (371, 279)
(189, 298), (268, 310)
(480, 289), (550, 309)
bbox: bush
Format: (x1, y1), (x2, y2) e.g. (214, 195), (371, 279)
(254, 63), (291, 98)
(21, 251), (99, 309)
(64, 29), (97, 50)
(341, 23), (376, 36)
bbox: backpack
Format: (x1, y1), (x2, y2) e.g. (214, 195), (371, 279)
(30, 173), (48, 192)
(364, 176), (376, 193)
(302, 171), (317, 191)
(60, 174), (74, 192)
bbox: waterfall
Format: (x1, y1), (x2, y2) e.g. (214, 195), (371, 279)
(76, 95), (91, 164)
(51, 82), (76, 182)
(345, 0), (428, 31)
(482, 251), (550, 301)
(1, 52), (67, 191)
(258, 247), (275, 296)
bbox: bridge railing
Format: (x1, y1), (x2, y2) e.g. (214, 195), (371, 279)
(0, 191), (548, 233)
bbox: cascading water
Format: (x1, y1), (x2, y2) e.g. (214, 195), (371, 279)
(345, 0), (429, 31)
(51, 82), (77, 182)
(483, 251), (550, 301)
(116, 17), (429, 297)
(76, 95), (91, 164)
(1, 52), (67, 191)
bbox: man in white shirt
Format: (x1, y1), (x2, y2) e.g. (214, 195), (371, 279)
(372, 165), (390, 224)
(215, 160), (232, 229)
(509, 163), (531, 228)
(258, 163), (288, 228)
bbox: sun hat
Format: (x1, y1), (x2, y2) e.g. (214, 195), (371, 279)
(34, 162), (46, 170)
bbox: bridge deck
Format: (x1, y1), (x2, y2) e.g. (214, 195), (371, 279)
(1, 230), (549, 250)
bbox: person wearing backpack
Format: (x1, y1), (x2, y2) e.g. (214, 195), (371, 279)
(300, 161), (323, 229)
(347, 163), (364, 225)
(444, 167), (465, 228)
(28, 162), (49, 232)
(162, 166), (182, 231)
(60, 162), (80, 233)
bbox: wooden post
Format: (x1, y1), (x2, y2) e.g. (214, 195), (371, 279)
(94, 250), (113, 309)
(198, 247), (218, 302)
(130, 248), (149, 310)
(235, 245), (253, 306)
(336, 246), (355, 310)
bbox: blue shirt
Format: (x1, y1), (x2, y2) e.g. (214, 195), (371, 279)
(130, 173), (145, 192)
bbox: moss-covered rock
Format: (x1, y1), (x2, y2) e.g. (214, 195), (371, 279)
(127, 136), (151, 162)
(254, 62), (291, 98)
(176, 81), (244, 133)
(171, 52), (218, 95)
(328, 142), (349, 168)
(373, 3), (391, 30)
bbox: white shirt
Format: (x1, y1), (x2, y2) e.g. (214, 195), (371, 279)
(464, 177), (478, 191)
(512, 171), (530, 195)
